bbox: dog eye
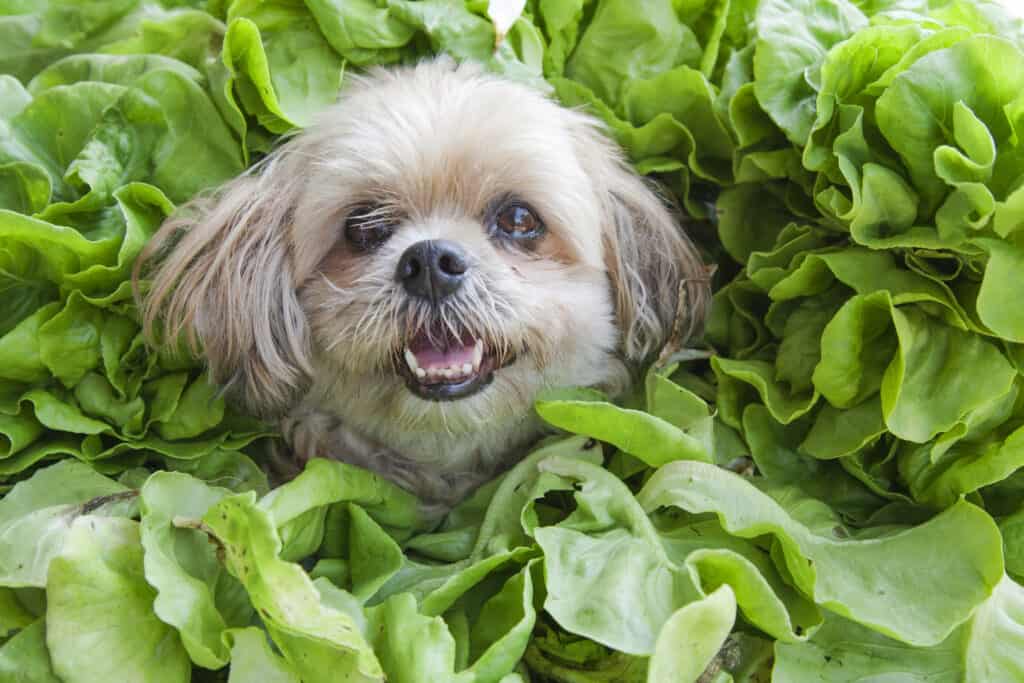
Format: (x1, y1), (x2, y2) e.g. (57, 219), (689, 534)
(492, 202), (545, 240)
(344, 204), (397, 252)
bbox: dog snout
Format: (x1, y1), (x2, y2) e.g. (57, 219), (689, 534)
(396, 239), (470, 302)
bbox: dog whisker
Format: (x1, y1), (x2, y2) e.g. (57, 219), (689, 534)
(134, 56), (708, 511)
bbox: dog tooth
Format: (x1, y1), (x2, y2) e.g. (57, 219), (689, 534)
(473, 339), (483, 369)
(462, 363), (473, 375)
(444, 368), (456, 379)
(404, 348), (419, 373)
(415, 368), (426, 379)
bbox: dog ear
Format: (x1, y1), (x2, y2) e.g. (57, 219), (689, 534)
(573, 118), (710, 363)
(133, 150), (312, 418)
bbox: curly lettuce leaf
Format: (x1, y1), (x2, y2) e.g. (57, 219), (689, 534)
(139, 471), (252, 669)
(638, 460), (1004, 646)
(201, 491), (386, 683)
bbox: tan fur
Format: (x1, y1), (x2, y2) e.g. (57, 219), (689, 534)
(134, 57), (709, 512)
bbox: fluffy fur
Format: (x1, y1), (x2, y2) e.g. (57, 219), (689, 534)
(135, 57), (709, 513)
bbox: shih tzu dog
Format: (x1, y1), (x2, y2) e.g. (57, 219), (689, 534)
(136, 57), (709, 513)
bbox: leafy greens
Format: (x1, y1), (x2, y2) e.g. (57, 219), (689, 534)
(2, 0), (1024, 681)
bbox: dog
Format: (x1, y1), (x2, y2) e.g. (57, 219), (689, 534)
(135, 57), (709, 514)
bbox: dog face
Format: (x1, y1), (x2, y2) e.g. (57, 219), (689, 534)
(136, 58), (707, 457)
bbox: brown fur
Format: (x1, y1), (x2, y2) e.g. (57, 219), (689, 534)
(134, 57), (709, 511)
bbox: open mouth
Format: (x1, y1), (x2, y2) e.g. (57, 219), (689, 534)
(397, 328), (510, 401)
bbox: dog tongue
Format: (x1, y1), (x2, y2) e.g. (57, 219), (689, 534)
(409, 332), (476, 369)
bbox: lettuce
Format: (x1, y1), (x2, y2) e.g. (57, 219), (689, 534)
(3, 0), (1024, 681)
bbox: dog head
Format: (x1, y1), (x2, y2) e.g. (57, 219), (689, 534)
(136, 58), (707, 444)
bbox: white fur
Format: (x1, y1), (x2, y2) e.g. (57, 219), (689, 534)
(136, 57), (708, 513)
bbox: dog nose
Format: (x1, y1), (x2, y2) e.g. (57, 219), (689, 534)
(396, 240), (469, 302)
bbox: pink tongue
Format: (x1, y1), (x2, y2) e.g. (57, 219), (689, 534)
(409, 335), (476, 369)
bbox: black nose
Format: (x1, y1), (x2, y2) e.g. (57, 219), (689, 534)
(396, 240), (470, 302)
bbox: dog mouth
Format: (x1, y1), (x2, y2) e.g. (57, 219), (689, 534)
(397, 328), (512, 401)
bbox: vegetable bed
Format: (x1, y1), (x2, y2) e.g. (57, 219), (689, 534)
(2, 0), (1024, 681)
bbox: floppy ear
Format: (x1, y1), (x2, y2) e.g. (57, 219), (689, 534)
(574, 119), (711, 362)
(133, 150), (312, 418)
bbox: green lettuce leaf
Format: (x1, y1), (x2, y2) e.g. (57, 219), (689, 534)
(224, 627), (301, 683)
(646, 585), (736, 683)
(3, 1), (1024, 680)
(774, 575), (1024, 682)
(140, 471), (251, 669)
(753, 0), (867, 145)
(223, 0), (344, 133)
(45, 515), (191, 683)
(0, 460), (134, 587)
(201, 491), (386, 682)
(638, 460), (1004, 645)
(533, 457), (817, 655)
(0, 619), (61, 683)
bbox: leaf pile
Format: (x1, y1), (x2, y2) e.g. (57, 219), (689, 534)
(2, 0), (1024, 681)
